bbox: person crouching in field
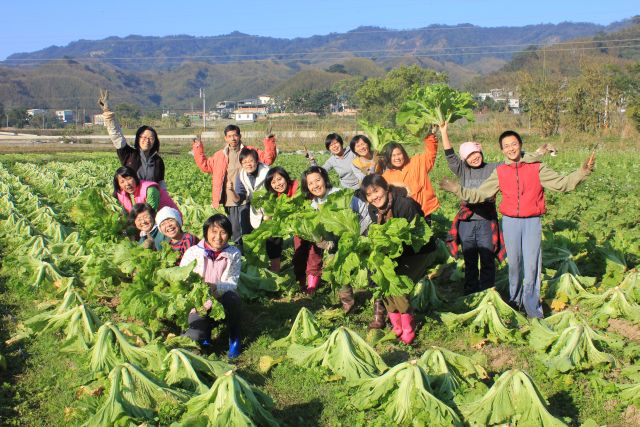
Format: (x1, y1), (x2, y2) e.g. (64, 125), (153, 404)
(264, 166), (299, 273)
(113, 166), (181, 216)
(129, 203), (168, 250)
(227, 148), (270, 235)
(440, 130), (595, 318)
(309, 133), (360, 190)
(294, 166), (340, 295)
(180, 214), (243, 358)
(361, 174), (432, 344)
(156, 206), (197, 264)
(191, 125), (277, 246)
(99, 90), (167, 189)
(350, 134), (385, 183)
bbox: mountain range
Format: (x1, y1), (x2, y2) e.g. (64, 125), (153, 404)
(0, 19), (634, 111)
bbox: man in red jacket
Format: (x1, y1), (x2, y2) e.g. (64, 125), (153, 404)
(192, 125), (277, 244)
(440, 130), (595, 318)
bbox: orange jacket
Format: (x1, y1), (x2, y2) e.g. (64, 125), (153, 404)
(382, 134), (439, 216)
(193, 136), (277, 208)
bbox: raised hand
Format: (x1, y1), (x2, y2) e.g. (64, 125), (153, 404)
(582, 149), (596, 172)
(98, 89), (110, 112)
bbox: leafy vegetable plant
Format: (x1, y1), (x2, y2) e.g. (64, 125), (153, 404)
(288, 326), (388, 382)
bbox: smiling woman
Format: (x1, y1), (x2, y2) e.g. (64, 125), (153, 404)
(113, 166), (182, 216)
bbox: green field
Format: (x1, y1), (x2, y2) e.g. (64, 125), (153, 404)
(0, 139), (639, 426)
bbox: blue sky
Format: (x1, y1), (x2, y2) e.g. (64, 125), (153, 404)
(0, 0), (636, 60)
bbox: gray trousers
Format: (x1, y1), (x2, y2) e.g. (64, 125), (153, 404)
(501, 216), (543, 318)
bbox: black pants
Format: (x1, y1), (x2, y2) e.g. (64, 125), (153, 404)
(225, 205), (251, 245)
(184, 291), (242, 341)
(458, 219), (495, 293)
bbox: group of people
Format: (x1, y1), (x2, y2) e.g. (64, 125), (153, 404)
(99, 89), (596, 357)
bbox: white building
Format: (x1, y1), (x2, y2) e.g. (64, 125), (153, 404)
(235, 112), (257, 122)
(93, 114), (105, 126)
(55, 110), (74, 123)
(27, 109), (46, 117)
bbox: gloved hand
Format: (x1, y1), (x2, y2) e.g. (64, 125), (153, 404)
(98, 89), (110, 112)
(582, 150), (596, 172)
(535, 143), (557, 157)
(439, 177), (460, 193)
(316, 240), (335, 251)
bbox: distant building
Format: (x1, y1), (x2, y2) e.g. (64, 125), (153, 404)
(27, 109), (46, 117)
(161, 111), (177, 119)
(93, 114), (105, 126)
(258, 95), (273, 105)
(235, 112), (257, 122)
(55, 110), (75, 123)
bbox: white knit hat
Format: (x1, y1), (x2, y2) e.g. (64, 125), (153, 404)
(155, 207), (182, 228)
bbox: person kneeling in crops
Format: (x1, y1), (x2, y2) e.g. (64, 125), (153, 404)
(440, 130), (595, 318)
(156, 206), (197, 263)
(113, 166), (181, 216)
(264, 166), (299, 272)
(179, 214), (243, 358)
(362, 174), (433, 344)
(129, 203), (169, 250)
(294, 166), (340, 295)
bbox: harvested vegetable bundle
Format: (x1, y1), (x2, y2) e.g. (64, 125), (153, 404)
(529, 320), (616, 372)
(164, 348), (233, 393)
(25, 289), (101, 351)
(288, 326), (388, 382)
(541, 231), (586, 276)
(176, 370), (279, 427)
(411, 278), (444, 312)
(460, 369), (567, 426)
(89, 322), (164, 374)
(350, 360), (462, 427)
(620, 267), (640, 303)
(396, 84), (475, 137)
(417, 346), (487, 401)
(271, 307), (324, 348)
(578, 286), (640, 327)
(86, 363), (189, 426)
(440, 288), (527, 343)
(542, 272), (593, 310)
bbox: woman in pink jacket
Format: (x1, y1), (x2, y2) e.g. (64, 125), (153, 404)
(112, 166), (181, 217)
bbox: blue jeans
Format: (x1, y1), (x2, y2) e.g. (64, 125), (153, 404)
(501, 216), (543, 318)
(458, 219), (495, 293)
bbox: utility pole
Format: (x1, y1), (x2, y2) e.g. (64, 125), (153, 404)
(604, 85), (610, 129)
(200, 87), (206, 130)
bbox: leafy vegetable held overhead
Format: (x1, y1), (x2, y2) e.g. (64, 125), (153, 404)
(175, 370), (279, 427)
(417, 346), (488, 402)
(396, 84), (476, 137)
(357, 118), (417, 151)
(350, 361), (462, 427)
(288, 326), (388, 382)
(460, 369), (567, 427)
(271, 307), (324, 348)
